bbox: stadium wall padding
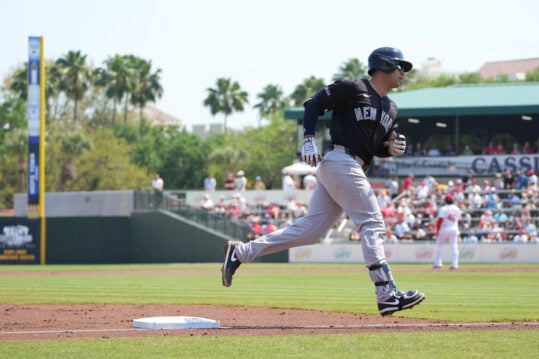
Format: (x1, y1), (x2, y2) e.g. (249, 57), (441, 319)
(12, 212), (288, 264)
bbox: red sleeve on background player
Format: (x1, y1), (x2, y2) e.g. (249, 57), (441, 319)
(435, 217), (443, 234)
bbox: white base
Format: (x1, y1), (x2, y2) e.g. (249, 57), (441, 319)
(132, 316), (220, 329)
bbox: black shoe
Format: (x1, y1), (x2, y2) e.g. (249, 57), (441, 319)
(221, 241), (242, 287)
(378, 289), (425, 316)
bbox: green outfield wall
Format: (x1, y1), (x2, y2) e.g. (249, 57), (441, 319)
(0, 212), (288, 264)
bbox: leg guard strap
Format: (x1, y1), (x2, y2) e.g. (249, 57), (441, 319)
(368, 261), (397, 290)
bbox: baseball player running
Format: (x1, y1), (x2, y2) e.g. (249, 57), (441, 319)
(222, 47), (425, 316)
(433, 194), (462, 270)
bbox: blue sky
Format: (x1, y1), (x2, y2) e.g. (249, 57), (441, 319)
(1, 0), (538, 130)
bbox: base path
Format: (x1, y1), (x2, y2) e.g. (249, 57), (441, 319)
(1, 304), (537, 341)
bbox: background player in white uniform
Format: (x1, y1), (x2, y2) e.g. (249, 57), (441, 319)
(222, 47), (425, 316)
(433, 194), (462, 270)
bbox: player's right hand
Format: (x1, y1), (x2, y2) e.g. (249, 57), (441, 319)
(301, 137), (322, 166)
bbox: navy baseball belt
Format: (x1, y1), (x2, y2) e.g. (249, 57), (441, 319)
(333, 145), (364, 166)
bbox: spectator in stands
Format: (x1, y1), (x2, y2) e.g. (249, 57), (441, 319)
(151, 173), (164, 208)
(423, 174), (437, 190)
(462, 145), (473, 155)
(516, 171), (528, 190)
(402, 173), (414, 193)
(302, 171), (317, 190)
(427, 146), (441, 156)
(381, 201), (397, 227)
(522, 141), (534, 154)
(264, 176), (274, 190)
(254, 176), (266, 190)
(402, 202), (417, 228)
(413, 142), (425, 156)
(469, 190), (483, 210)
(404, 143), (414, 156)
(493, 173), (504, 191)
(394, 218), (413, 241)
(416, 180), (430, 202)
(462, 171), (474, 186)
(508, 190), (521, 209)
(224, 170), (236, 190)
(524, 220), (538, 239)
(461, 207), (472, 231)
(479, 209), (495, 228)
(510, 143), (521, 155)
(204, 173), (217, 192)
(420, 199), (437, 220)
(493, 208), (508, 228)
(200, 194), (215, 211)
(377, 189), (392, 209)
(235, 170), (247, 192)
(466, 178), (481, 195)
(513, 228), (528, 243)
(495, 143), (506, 154)
(503, 169), (515, 191)
(481, 179), (491, 193)
(282, 172), (296, 191)
(247, 217), (263, 239)
(453, 178), (464, 192)
(484, 142), (497, 155)
(408, 211), (423, 232)
(385, 227), (398, 243)
(215, 195), (227, 213)
(385, 175), (400, 199)
(451, 185), (465, 205)
(484, 187), (500, 210)
(444, 144), (457, 156)
(528, 169), (538, 191)
(264, 219), (277, 234)
(516, 209), (532, 228)
(463, 231), (479, 243)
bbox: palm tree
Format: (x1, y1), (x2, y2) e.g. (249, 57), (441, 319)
(43, 60), (62, 123)
(203, 78), (249, 133)
(332, 58), (367, 81)
(254, 84), (289, 123)
(4, 128), (27, 193)
(289, 76), (325, 106)
(55, 50), (91, 122)
(8, 64), (28, 100)
(129, 58), (163, 122)
(94, 55), (132, 126)
(57, 132), (92, 191)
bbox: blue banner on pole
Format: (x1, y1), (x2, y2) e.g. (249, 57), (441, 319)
(28, 137), (40, 204)
(28, 36), (41, 206)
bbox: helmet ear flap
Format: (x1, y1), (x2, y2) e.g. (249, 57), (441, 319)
(368, 57), (395, 75)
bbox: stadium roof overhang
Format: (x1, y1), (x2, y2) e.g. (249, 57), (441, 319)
(284, 82), (539, 152)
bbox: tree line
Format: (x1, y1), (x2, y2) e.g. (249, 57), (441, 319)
(1, 49), (538, 209)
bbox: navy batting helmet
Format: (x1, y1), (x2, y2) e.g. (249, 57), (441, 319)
(368, 47), (413, 76)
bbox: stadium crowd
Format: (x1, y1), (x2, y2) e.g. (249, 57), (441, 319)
(199, 167), (539, 244)
(403, 140), (537, 157)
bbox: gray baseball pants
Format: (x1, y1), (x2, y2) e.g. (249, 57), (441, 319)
(234, 146), (387, 268)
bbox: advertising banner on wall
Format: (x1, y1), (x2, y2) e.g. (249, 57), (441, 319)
(386, 154), (539, 177)
(0, 219), (40, 264)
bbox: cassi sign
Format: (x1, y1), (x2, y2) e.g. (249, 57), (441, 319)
(384, 154), (539, 177)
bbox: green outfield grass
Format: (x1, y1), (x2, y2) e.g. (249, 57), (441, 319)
(1, 263), (538, 358)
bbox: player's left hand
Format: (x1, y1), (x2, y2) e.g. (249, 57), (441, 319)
(301, 137), (322, 166)
(388, 131), (406, 156)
